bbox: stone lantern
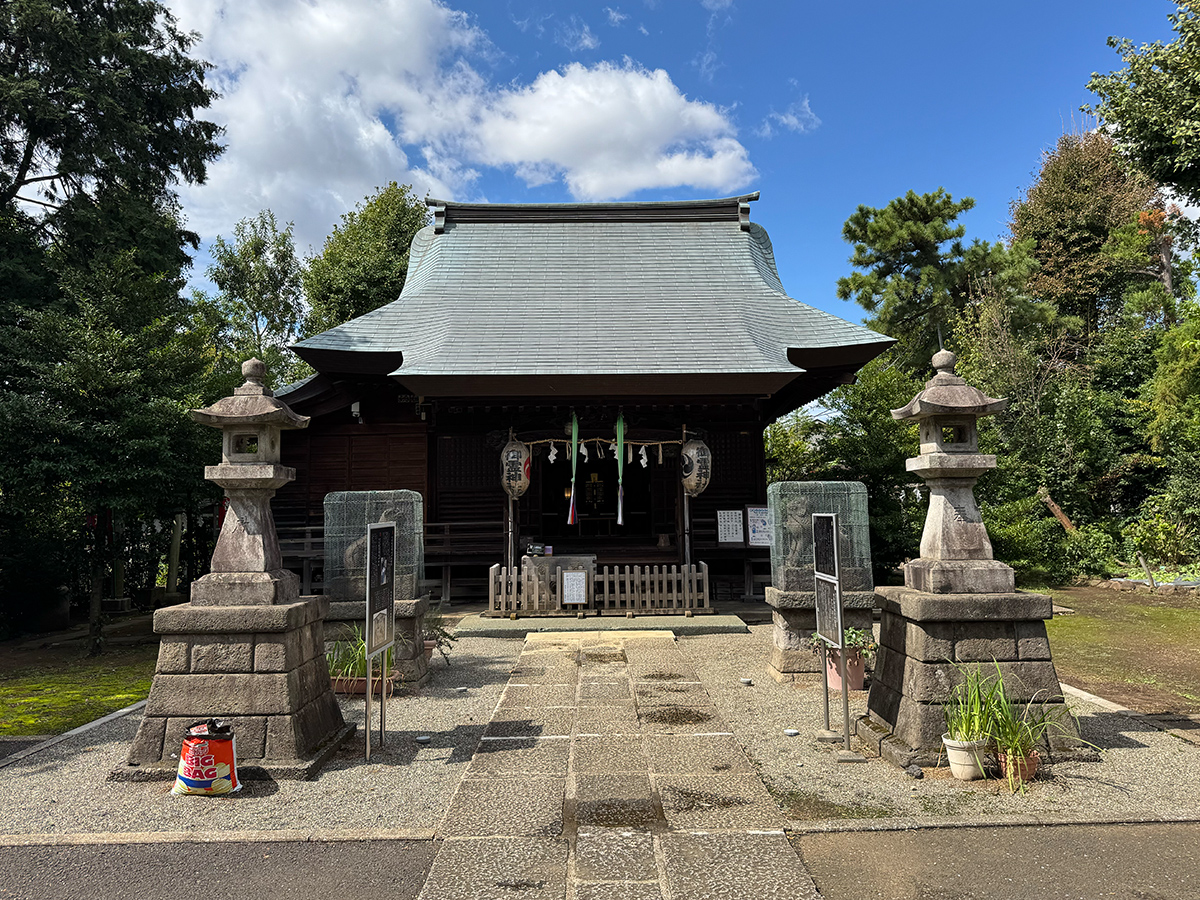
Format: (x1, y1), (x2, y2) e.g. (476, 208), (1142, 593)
(121, 360), (351, 779)
(892, 349), (1014, 595)
(189, 358), (309, 604)
(858, 351), (1083, 767)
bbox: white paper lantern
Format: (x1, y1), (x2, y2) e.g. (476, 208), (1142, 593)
(501, 439), (531, 498)
(680, 439), (712, 497)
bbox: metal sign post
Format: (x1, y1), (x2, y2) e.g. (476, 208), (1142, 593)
(812, 514), (865, 761)
(365, 522), (397, 761)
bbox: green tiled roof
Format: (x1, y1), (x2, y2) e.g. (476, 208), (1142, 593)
(292, 196), (892, 394)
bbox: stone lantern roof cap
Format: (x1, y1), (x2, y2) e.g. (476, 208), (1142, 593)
(891, 351), (1008, 421)
(191, 358), (310, 429)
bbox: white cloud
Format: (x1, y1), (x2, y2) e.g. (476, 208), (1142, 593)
(469, 62), (754, 199)
(758, 96), (822, 138)
(166, 0), (754, 253)
(556, 16), (600, 51)
(604, 7), (628, 26)
(700, 0), (733, 9)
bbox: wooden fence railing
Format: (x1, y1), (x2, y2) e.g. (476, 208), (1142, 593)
(487, 562), (710, 616)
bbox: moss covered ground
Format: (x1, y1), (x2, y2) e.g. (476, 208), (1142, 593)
(1045, 585), (1200, 715)
(0, 645), (158, 736)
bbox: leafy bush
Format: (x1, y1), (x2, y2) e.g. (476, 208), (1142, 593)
(1122, 497), (1198, 566)
(982, 498), (1068, 584)
(1063, 525), (1119, 579)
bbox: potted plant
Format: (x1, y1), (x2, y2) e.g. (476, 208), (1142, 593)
(807, 627), (877, 691)
(941, 664), (999, 781)
(422, 601), (457, 665)
(326, 625), (403, 696)
(987, 660), (1084, 791)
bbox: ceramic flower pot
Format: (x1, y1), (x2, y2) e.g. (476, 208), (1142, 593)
(942, 733), (990, 780)
(331, 674), (397, 697)
(998, 749), (1040, 785)
(826, 648), (866, 691)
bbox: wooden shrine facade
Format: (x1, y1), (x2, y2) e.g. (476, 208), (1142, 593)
(274, 194), (893, 602)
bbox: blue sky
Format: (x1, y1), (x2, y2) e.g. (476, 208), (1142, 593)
(170, 0), (1179, 327)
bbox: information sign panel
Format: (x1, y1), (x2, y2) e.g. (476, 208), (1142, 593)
(812, 513), (843, 649)
(366, 522), (396, 658)
(813, 513), (837, 579)
(746, 506), (771, 547)
(717, 509), (745, 544)
(561, 569), (588, 605)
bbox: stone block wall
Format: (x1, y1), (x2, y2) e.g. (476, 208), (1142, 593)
(765, 587), (877, 680)
(127, 597), (345, 767)
(861, 586), (1081, 767)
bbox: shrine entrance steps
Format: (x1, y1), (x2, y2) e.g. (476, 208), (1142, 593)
(417, 631), (820, 900)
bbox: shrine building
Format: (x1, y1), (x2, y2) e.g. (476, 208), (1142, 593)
(274, 193), (893, 605)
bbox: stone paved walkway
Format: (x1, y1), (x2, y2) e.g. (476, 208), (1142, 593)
(419, 631), (820, 900)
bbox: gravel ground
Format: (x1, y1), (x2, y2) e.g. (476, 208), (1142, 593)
(2, 626), (1198, 839)
(0, 637), (522, 837)
(678, 625), (1200, 830)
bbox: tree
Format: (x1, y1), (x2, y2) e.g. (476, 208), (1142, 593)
(204, 210), (306, 388)
(836, 188), (1028, 365)
(1085, 1), (1200, 206)
(0, 0), (222, 641)
(0, 0), (222, 230)
(1009, 132), (1158, 334)
(765, 354), (924, 580)
(303, 182), (429, 335)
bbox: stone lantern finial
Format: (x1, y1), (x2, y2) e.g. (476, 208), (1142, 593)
(242, 357), (266, 385)
(931, 348), (955, 375)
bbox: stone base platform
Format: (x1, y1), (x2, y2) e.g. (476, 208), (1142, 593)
(111, 721), (356, 782)
(765, 587), (876, 682)
(863, 585), (1088, 768)
(124, 596), (350, 779)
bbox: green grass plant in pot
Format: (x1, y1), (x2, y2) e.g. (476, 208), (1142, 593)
(988, 660), (1082, 791)
(326, 625), (405, 696)
(942, 664), (999, 781)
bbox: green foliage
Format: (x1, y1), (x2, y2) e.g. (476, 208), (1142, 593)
(806, 626), (877, 663)
(765, 353), (924, 580)
(982, 499), (1068, 585)
(202, 210), (309, 390)
(1122, 496), (1199, 566)
(0, 0), (222, 226)
(942, 665), (1001, 742)
(1085, 1), (1200, 206)
(0, 2), (222, 639)
(836, 188), (1027, 365)
(1063, 526), (1119, 579)
(1009, 132), (1158, 334)
(303, 182), (429, 335)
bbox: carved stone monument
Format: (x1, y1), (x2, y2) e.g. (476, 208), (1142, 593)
(764, 482), (875, 681)
(121, 360), (352, 779)
(858, 351), (1081, 767)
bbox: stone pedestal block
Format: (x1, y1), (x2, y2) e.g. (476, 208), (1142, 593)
(904, 558), (1015, 594)
(860, 586), (1084, 768)
(325, 594), (432, 688)
(189, 568), (300, 607)
(764, 587), (876, 682)
(120, 596), (352, 780)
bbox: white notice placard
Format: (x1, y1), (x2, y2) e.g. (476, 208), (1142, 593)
(746, 506), (771, 547)
(717, 509), (744, 544)
(561, 570), (588, 605)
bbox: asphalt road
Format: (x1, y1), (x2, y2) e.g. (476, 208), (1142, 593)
(794, 822), (1200, 900)
(0, 839), (437, 900)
